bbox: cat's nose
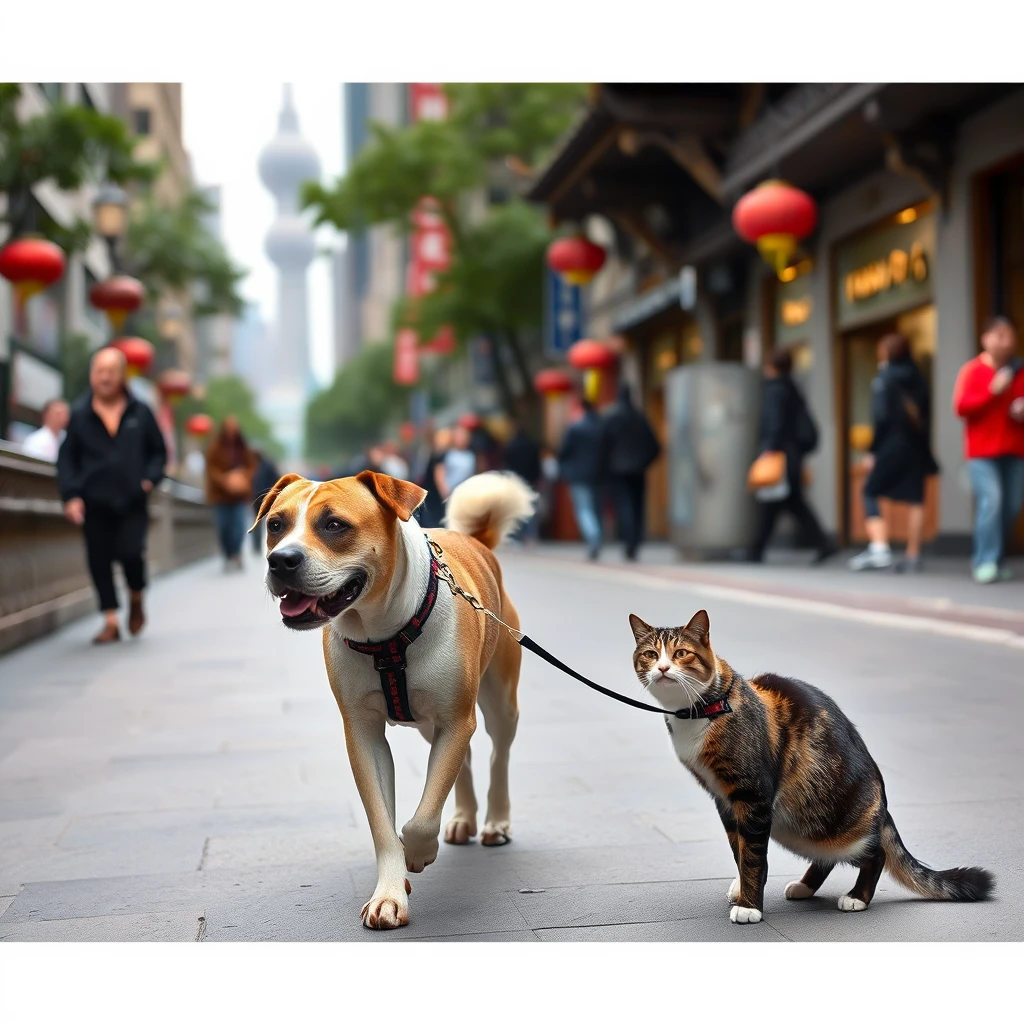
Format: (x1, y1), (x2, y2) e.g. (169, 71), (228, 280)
(655, 663), (672, 676)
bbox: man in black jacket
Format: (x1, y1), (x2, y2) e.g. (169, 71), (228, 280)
(599, 382), (661, 561)
(504, 420), (542, 544)
(559, 399), (605, 559)
(57, 347), (167, 644)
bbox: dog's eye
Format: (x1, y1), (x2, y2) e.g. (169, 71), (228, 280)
(324, 518), (347, 533)
(267, 518), (283, 534)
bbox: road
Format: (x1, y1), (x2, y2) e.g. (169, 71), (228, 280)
(1, 545), (1020, 941)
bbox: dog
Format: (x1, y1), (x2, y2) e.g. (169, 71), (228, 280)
(252, 469), (535, 930)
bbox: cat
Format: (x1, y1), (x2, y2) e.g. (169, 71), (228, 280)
(629, 609), (994, 925)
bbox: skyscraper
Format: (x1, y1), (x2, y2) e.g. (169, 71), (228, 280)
(258, 85), (321, 461)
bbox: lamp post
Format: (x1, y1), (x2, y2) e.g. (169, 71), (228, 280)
(92, 183), (129, 273)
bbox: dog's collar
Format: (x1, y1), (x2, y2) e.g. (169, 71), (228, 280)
(344, 538), (440, 723)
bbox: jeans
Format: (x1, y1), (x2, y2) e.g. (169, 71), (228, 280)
(214, 502), (249, 559)
(568, 483), (602, 550)
(83, 505), (148, 611)
(967, 456), (1024, 568)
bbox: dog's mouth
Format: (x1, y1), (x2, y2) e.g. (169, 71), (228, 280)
(276, 572), (367, 630)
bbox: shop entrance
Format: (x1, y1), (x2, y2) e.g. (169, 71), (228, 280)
(842, 303), (939, 545)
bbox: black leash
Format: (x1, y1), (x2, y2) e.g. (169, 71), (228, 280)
(427, 539), (732, 723)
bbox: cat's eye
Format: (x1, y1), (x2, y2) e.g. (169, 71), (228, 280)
(674, 650), (691, 660)
(643, 649), (658, 659)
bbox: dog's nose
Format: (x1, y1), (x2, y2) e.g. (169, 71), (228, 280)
(268, 546), (305, 577)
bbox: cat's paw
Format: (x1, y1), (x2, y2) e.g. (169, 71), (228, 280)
(730, 905), (763, 925)
(785, 880), (816, 900)
(727, 877), (741, 903)
(838, 895), (868, 912)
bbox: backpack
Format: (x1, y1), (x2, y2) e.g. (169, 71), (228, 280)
(793, 389), (819, 455)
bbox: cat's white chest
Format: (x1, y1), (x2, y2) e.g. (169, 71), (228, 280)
(666, 716), (710, 766)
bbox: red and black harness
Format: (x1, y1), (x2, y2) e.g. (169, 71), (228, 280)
(343, 547), (441, 723)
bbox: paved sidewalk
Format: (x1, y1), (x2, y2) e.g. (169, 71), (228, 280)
(1, 547), (1020, 941)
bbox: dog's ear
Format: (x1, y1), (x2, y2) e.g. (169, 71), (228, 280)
(628, 613), (653, 644)
(356, 471), (426, 523)
(249, 473), (304, 533)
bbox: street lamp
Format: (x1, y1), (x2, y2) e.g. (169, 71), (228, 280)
(158, 305), (183, 343)
(92, 182), (128, 271)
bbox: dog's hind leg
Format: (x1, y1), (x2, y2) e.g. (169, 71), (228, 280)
(477, 633), (520, 847)
(417, 723), (478, 845)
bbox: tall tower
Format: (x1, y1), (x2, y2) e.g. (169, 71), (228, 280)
(258, 85), (321, 462)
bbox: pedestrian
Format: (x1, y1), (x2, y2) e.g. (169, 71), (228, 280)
(21, 398), (69, 462)
(437, 424), (477, 502)
(953, 315), (1024, 583)
(250, 447), (281, 554)
(378, 440), (410, 480)
(417, 427), (451, 529)
(56, 347), (167, 644)
(599, 382), (661, 561)
(558, 398), (605, 560)
(848, 333), (940, 573)
(205, 415), (259, 572)
(504, 419), (543, 545)
(747, 349), (836, 565)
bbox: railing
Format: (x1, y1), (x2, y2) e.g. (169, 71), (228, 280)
(0, 442), (217, 654)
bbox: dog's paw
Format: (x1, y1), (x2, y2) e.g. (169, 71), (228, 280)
(838, 894), (868, 912)
(402, 823), (439, 873)
(481, 820), (512, 846)
(727, 877), (741, 903)
(360, 890), (409, 930)
(444, 816), (477, 845)
(730, 905), (763, 925)
(785, 880), (816, 900)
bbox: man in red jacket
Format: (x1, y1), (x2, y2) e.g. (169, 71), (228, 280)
(953, 316), (1024, 583)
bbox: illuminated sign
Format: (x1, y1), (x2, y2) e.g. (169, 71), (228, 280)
(844, 242), (928, 304)
(780, 296), (812, 327)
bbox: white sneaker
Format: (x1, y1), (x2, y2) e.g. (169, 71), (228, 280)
(847, 545), (892, 571)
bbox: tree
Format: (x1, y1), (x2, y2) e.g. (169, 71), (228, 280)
(305, 341), (411, 464)
(303, 84), (588, 422)
(179, 375), (282, 460)
(0, 83), (158, 248)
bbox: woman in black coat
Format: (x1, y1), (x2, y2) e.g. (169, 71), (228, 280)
(847, 332), (939, 573)
(748, 348), (836, 565)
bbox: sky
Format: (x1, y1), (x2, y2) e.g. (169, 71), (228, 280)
(182, 82), (343, 387)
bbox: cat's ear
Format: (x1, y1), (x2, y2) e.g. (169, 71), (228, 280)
(628, 613), (653, 643)
(686, 609), (711, 645)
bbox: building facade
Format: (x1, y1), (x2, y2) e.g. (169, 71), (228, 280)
(529, 84), (1024, 554)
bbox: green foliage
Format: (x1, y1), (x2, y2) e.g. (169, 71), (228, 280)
(59, 332), (93, 401)
(0, 83), (159, 244)
(126, 189), (247, 316)
(305, 341), (412, 463)
(180, 375), (282, 460)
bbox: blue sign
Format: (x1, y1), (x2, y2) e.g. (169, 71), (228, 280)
(544, 268), (584, 357)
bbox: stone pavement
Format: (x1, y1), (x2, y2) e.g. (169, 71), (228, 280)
(1, 545), (1021, 941)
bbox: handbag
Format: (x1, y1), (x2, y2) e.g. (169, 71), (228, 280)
(747, 450), (786, 491)
(223, 467), (251, 499)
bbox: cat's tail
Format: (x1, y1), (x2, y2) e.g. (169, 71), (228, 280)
(444, 471), (537, 550)
(881, 812), (994, 901)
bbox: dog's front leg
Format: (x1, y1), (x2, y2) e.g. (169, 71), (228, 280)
(342, 712), (409, 930)
(402, 713), (476, 873)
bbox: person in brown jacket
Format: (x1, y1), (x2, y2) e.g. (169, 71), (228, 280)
(205, 416), (259, 571)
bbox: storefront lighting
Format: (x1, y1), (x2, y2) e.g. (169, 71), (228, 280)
(779, 266), (799, 283)
(897, 207), (918, 225)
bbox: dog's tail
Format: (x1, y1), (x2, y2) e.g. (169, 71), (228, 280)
(880, 812), (994, 901)
(444, 471), (537, 550)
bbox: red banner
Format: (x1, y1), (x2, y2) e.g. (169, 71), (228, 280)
(394, 327), (420, 385)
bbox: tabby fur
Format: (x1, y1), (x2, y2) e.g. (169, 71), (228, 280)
(629, 609), (994, 924)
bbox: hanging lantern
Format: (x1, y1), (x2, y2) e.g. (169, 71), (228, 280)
(732, 180), (818, 275)
(158, 368), (192, 405)
(185, 413), (214, 438)
(89, 275), (145, 332)
(568, 339), (617, 404)
(398, 421), (417, 444)
(0, 237), (66, 307)
(546, 235), (606, 286)
(458, 413), (481, 431)
(110, 337), (155, 379)
(533, 368), (574, 396)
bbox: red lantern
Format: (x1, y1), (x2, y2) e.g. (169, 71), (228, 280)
(89, 275), (145, 332)
(568, 339), (617, 403)
(458, 413), (481, 431)
(399, 421), (418, 444)
(110, 337), (155, 379)
(546, 235), (606, 286)
(533, 368), (574, 396)
(732, 180), (818, 274)
(0, 237), (66, 306)
(185, 413), (214, 438)
(158, 368), (192, 405)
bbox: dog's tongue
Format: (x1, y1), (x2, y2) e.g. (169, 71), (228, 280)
(279, 592), (316, 618)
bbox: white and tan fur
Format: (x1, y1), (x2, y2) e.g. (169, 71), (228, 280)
(252, 469), (534, 930)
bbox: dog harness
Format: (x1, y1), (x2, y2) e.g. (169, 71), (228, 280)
(344, 541), (441, 723)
